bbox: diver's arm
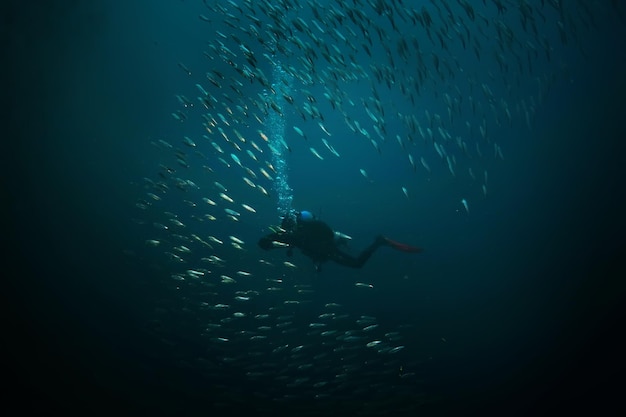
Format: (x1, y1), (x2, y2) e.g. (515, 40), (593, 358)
(258, 232), (293, 250)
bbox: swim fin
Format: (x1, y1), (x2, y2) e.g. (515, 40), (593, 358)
(381, 236), (423, 253)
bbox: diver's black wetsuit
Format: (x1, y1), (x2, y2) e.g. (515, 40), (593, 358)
(258, 218), (385, 271)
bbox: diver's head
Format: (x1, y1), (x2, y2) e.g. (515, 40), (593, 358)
(298, 210), (314, 222)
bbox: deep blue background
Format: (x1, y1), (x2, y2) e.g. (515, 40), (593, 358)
(5, 1), (625, 416)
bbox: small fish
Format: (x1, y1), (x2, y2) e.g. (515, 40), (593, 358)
(402, 187), (409, 199)
(230, 153), (242, 167)
(173, 245), (191, 254)
(229, 235), (244, 245)
(220, 192), (234, 203)
(208, 236), (223, 245)
(293, 126), (307, 140)
(246, 149), (258, 161)
(309, 147), (324, 160)
(318, 122), (332, 136)
(257, 185), (270, 197)
(365, 107), (378, 123)
(259, 168), (273, 181)
(461, 198), (469, 214)
(211, 142), (224, 153)
(388, 346), (405, 354)
(250, 140), (263, 153)
(220, 275), (236, 284)
(186, 269), (204, 278)
(258, 130), (269, 142)
(177, 62), (192, 75)
(271, 241), (290, 248)
(214, 181), (227, 192)
(211, 337), (229, 343)
(183, 136), (196, 147)
(153, 222), (168, 230)
(242, 177), (256, 188)
(446, 156), (456, 177)
(157, 139), (172, 148)
(370, 139), (381, 154)
(225, 208), (240, 217)
(169, 219), (185, 227)
(241, 203), (256, 213)
(206, 255), (224, 263)
(321, 138), (340, 157)
(396, 135), (404, 149)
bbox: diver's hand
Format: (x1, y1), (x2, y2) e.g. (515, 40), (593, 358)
(258, 237), (273, 250)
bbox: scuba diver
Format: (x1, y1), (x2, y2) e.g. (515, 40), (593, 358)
(258, 209), (422, 272)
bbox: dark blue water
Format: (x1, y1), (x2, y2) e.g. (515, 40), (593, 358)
(6, 1), (625, 416)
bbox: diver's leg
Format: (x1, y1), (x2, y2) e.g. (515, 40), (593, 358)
(330, 236), (385, 268)
(330, 250), (361, 268)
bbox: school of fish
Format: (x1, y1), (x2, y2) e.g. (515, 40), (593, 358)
(133, 0), (611, 413)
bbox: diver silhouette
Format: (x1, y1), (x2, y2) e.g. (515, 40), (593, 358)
(258, 210), (422, 272)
